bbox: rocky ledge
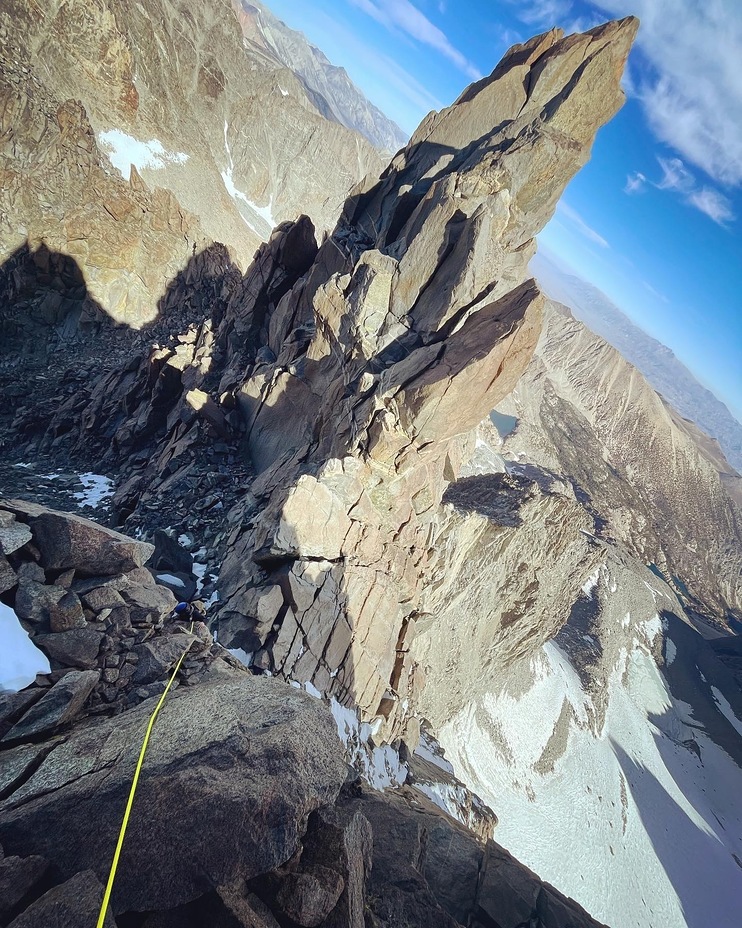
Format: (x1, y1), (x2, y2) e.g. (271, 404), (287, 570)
(0, 498), (607, 928)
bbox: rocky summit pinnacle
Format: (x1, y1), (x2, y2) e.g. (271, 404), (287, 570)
(27, 18), (639, 744)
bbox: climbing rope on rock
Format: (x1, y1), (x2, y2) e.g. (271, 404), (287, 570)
(95, 620), (194, 928)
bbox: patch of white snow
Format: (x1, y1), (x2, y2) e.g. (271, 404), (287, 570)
(156, 573), (185, 588)
(0, 602), (51, 691)
(710, 686), (742, 738)
(74, 473), (115, 509)
(99, 130), (188, 177)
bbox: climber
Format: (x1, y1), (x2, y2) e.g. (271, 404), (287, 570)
(173, 600), (207, 623)
(173, 599), (212, 647)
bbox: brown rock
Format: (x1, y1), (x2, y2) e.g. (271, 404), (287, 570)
(2, 670), (100, 742)
(34, 628), (103, 669)
(3, 501), (154, 576)
(0, 678), (348, 915)
(130, 633), (194, 685)
(48, 591), (86, 632)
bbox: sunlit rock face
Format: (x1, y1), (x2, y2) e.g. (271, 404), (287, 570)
(409, 298), (742, 928)
(15, 16), (639, 741)
(206, 19), (639, 738)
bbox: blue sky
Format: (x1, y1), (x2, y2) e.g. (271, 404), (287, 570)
(264, 0), (741, 421)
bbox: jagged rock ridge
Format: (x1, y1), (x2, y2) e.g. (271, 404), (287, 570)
(29, 19), (639, 749)
(0, 498), (609, 928)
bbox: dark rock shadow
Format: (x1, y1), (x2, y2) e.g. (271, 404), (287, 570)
(441, 472), (534, 527)
(611, 732), (742, 928)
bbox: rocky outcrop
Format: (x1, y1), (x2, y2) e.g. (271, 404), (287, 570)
(13, 19), (638, 746)
(0, 76), (204, 331)
(0, 498), (237, 725)
(0, 499), (610, 928)
(207, 18), (638, 737)
(0, 0), (385, 272)
(495, 299), (742, 624)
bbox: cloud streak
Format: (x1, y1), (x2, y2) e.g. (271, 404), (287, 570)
(347, 0), (482, 80)
(591, 0), (742, 188)
(558, 201), (610, 248)
(632, 155), (736, 226)
(624, 171), (646, 194)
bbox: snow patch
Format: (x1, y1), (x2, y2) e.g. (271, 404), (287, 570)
(74, 473), (115, 509)
(581, 568), (600, 597)
(99, 130), (188, 177)
(228, 648), (253, 667)
(414, 731), (455, 774)
(440, 636), (742, 928)
(222, 121), (275, 236)
(156, 573), (185, 588)
(0, 602), (51, 691)
(665, 638), (677, 665)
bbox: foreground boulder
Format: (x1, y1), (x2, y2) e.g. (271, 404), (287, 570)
(3, 499), (154, 575)
(0, 676), (348, 914)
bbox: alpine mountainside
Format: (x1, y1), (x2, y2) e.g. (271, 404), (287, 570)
(2, 9), (741, 928)
(16, 17), (641, 734)
(0, 0), (385, 286)
(532, 248), (742, 473)
(412, 296), (742, 927)
(235, 0), (409, 153)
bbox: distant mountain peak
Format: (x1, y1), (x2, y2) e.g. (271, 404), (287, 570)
(531, 249), (742, 474)
(235, 0), (409, 154)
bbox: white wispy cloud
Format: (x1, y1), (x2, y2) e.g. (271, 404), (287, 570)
(510, 0), (574, 25)
(644, 155), (735, 226)
(591, 0), (742, 188)
(642, 280), (669, 304)
(557, 201), (610, 247)
(624, 171), (646, 194)
(655, 156), (694, 193)
(687, 188), (736, 225)
(506, 0), (603, 35)
(348, 0), (482, 80)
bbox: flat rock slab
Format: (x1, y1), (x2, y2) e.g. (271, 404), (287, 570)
(0, 677), (348, 914)
(34, 628), (103, 669)
(6, 869), (115, 928)
(0, 510), (32, 556)
(2, 499), (154, 576)
(2, 670), (100, 742)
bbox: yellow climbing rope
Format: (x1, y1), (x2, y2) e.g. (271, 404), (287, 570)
(95, 622), (194, 928)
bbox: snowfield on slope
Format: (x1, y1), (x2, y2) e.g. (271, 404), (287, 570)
(441, 638), (742, 928)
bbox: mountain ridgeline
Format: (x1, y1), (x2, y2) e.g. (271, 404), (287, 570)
(1, 4), (741, 928)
